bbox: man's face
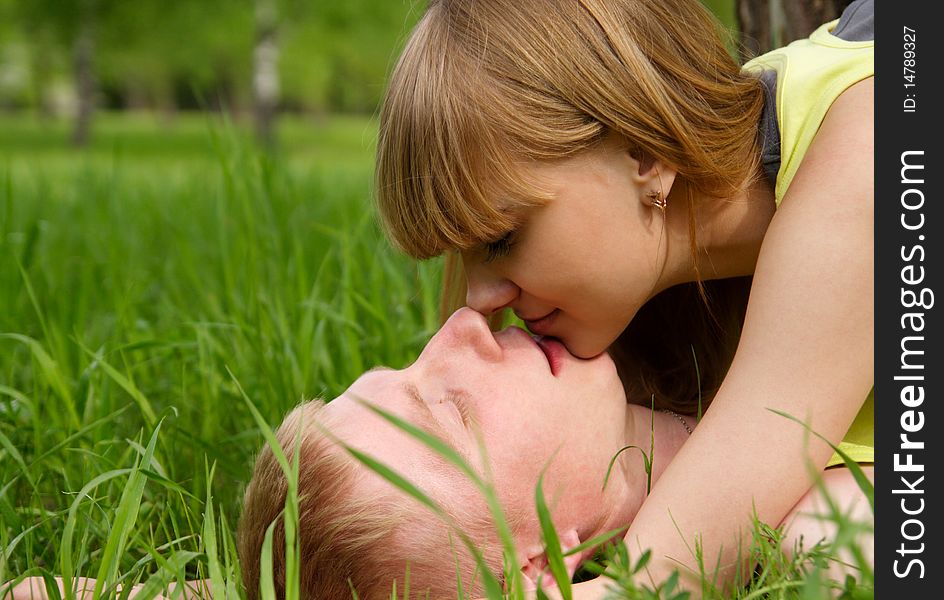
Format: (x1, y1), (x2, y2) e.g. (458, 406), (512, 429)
(324, 308), (631, 552)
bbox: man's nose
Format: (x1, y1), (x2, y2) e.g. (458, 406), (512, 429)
(438, 307), (502, 361)
(464, 258), (519, 316)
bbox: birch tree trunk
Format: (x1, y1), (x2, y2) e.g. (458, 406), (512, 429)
(253, 0), (280, 150)
(72, 16), (95, 147)
(31, 37), (55, 121)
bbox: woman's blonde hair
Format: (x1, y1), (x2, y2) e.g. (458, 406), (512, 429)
(376, 0), (764, 258)
(375, 0), (765, 413)
(238, 400), (505, 599)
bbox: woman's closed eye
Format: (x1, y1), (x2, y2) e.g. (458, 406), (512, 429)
(483, 230), (517, 263)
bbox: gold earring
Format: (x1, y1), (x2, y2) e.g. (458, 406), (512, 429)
(646, 189), (667, 211)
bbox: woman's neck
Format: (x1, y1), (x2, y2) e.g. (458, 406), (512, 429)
(661, 166), (777, 289)
(699, 169), (777, 279)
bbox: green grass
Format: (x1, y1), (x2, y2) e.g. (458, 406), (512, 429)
(0, 111), (440, 597)
(0, 112), (871, 599)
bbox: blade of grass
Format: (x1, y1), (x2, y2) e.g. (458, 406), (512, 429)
(0, 333), (79, 430)
(2, 523), (42, 566)
(14, 257), (53, 358)
(283, 427), (302, 600)
(93, 420), (165, 598)
(562, 528), (626, 558)
(535, 472), (572, 600)
(230, 366), (302, 599)
(602, 445), (650, 494)
(76, 340), (157, 427)
(59, 468), (134, 599)
(353, 398), (518, 598)
(203, 463), (226, 600)
(230, 366), (291, 477)
(0, 428), (37, 491)
(130, 550), (201, 600)
(338, 444), (504, 599)
(767, 409), (873, 512)
(691, 345), (703, 421)
(41, 572), (64, 600)
(259, 519), (279, 600)
(355, 398), (482, 486)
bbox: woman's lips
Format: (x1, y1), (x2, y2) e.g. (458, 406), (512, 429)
(523, 308), (559, 336)
(534, 336), (565, 376)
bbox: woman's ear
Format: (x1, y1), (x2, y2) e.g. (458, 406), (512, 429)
(628, 148), (678, 204)
(519, 529), (584, 591)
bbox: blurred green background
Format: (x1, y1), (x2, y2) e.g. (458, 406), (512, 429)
(1, 2), (869, 598)
(0, 0), (423, 131)
(0, 0), (740, 153)
(2, 0), (865, 156)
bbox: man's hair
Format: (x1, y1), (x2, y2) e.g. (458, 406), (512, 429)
(237, 400), (505, 599)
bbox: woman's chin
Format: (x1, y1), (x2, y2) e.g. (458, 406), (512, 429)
(559, 335), (609, 360)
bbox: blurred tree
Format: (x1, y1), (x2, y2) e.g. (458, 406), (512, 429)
(72, 1), (95, 145)
(0, 0), (425, 136)
(10, 0), (861, 138)
(11, 0), (123, 145)
(253, 0), (280, 149)
(279, 0), (423, 114)
(97, 0), (252, 113)
(736, 0), (855, 59)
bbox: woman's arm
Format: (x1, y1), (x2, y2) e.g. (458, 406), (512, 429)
(583, 77), (875, 597)
(564, 466), (875, 600)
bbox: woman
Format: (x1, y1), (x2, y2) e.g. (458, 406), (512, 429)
(374, 0), (874, 593)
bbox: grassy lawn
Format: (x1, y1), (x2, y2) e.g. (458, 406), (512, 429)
(0, 112), (871, 599)
(0, 110), (442, 595)
(0, 112), (379, 175)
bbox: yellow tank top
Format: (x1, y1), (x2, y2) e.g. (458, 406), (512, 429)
(743, 18), (874, 468)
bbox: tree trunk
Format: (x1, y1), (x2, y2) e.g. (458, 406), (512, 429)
(72, 17), (95, 147)
(736, 0), (771, 61)
(781, 0), (843, 42)
(31, 36), (55, 121)
(253, 0), (280, 150)
(736, 0), (854, 61)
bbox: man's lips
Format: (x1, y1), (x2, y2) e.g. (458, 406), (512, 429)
(523, 308), (559, 336)
(534, 336), (565, 376)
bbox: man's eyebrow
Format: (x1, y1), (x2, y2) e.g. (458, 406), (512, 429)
(401, 382), (473, 464)
(401, 382), (447, 436)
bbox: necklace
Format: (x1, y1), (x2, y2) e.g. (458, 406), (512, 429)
(661, 409), (693, 435)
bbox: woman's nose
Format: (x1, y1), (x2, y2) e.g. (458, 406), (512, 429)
(464, 258), (519, 316)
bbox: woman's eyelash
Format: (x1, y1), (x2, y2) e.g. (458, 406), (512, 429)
(483, 230), (516, 263)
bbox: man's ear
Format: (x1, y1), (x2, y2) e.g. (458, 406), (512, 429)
(628, 148), (678, 201)
(519, 529), (584, 591)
